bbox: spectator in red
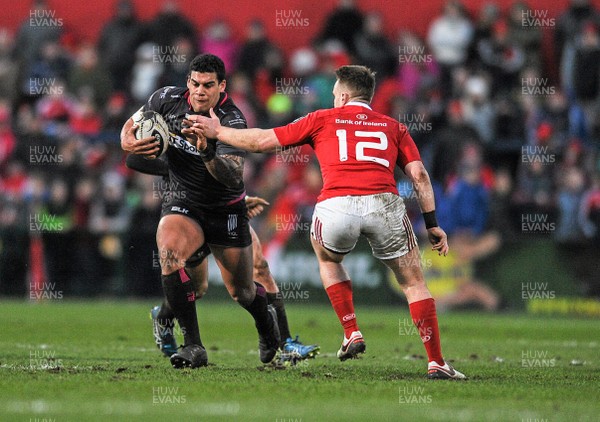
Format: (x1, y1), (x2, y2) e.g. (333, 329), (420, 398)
(0, 102), (15, 167)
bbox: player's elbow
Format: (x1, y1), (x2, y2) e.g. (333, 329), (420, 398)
(406, 161), (430, 185)
(256, 130), (280, 153)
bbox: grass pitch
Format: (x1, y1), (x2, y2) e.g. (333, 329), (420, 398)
(0, 300), (598, 421)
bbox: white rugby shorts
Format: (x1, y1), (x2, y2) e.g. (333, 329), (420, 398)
(311, 193), (417, 260)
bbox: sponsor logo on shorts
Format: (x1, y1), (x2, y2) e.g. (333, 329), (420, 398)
(227, 214), (239, 239)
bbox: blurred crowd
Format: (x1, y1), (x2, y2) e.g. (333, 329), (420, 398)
(0, 0), (599, 298)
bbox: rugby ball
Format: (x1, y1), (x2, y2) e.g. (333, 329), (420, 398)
(133, 110), (170, 158)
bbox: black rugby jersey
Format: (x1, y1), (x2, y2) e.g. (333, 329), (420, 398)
(142, 86), (247, 209)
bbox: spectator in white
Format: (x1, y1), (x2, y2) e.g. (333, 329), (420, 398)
(130, 43), (164, 103)
(427, 0), (473, 97)
(460, 74), (495, 144)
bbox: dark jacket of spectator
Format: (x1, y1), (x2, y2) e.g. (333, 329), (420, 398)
(98, 0), (144, 91)
(555, 0), (600, 67)
(316, 0), (364, 54)
(572, 25), (600, 101)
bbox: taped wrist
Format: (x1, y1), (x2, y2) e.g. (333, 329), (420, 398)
(199, 144), (216, 162)
(422, 210), (438, 229)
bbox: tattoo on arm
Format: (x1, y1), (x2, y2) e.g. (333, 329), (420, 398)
(203, 154), (244, 189)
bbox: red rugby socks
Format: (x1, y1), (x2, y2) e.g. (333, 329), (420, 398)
(326, 280), (359, 339)
(409, 298), (444, 365)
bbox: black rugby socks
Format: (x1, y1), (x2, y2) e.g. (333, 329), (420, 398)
(242, 282), (273, 336)
(161, 269), (203, 347)
(267, 292), (291, 342)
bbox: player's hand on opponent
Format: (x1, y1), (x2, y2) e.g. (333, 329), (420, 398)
(181, 120), (208, 152)
(245, 196), (269, 219)
(184, 108), (221, 139)
(427, 226), (449, 256)
(121, 123), (160, 158)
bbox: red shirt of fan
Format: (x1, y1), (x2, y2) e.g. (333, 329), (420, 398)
(273, 102), (422, 202)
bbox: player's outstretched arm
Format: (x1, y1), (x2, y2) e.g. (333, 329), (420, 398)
(404, 160), (449, 256)
(120, 117), (160, 158)
(188, 108), (280, 153)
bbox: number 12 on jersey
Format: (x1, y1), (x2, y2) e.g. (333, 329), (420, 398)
(336, 129), (390, 167)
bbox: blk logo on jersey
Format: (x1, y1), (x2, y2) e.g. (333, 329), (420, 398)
(356, 113), (368, 120)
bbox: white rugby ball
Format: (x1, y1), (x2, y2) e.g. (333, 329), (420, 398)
(134, 110), (170, 158)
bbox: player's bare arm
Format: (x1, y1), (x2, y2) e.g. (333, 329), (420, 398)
(188, 110), (280, 153)
(404, 160), (449, 256)
(120, 116), (160, 158)
(203, 153), (245, 189)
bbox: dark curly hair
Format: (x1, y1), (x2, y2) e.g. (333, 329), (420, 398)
(189, 54), (226, 82)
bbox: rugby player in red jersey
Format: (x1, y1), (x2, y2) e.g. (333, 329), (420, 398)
(189, 65), (466, 379)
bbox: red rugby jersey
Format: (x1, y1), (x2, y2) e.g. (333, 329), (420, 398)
(273, 102), (421, 202)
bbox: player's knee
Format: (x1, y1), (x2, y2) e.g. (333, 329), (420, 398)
(157, 243), (185, 273)
(253, 257), (271, 282)
(230, 284), (255, 306)
(397, 274), (427, 291)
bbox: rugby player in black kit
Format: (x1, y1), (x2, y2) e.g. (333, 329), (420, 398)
(120, 54), (280, 368)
